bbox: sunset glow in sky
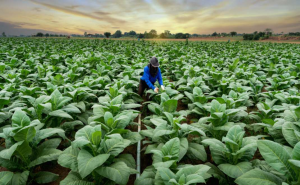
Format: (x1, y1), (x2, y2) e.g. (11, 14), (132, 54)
(0, 0), (299, 35)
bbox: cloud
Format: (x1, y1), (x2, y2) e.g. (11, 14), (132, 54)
(32, 7), (41, 12)
(30, 0), (127, 25)
(0, 21), (60, 35)
(65, 5), (79, 9)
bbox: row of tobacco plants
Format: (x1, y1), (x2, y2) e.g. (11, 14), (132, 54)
(0, 38), (300, 185)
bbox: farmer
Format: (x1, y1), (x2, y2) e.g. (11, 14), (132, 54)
(138, 57), (164, 98)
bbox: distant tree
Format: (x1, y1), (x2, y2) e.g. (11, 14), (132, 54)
(114, 30), (122, 38)
(45, 33), (49, 37)
(230, 31), (237, 37)
(164, 30), (171, 37)
(138, 33), (144, 38)
(36, 32), (44, 37)
(243, 34), (254, 40)
(84, 32), (87, 37)
(144, 31), (149, 38)
(175, 33), (189, 39)
(104, 32), (111, 38)
(258, 32), (265, 37)
(192, 34), (199, 37)
(149, 29), (157, 38)
(212, 32), (218, 36)
(265, 28), (273, 36)
(253, 31), (258, 35)
(160, 33), (166, 38)
(129, 30), (136, 36)
(2, 32), (6, 37)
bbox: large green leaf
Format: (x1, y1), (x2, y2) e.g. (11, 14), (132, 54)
(34, 171), (58, 184)
(235, 168), (282, 185)
(8, 171), (29, 185)
(179, 138), (188, 161)
(58, 146), (79, 172)
(134, 166), (155, 185)
(60, 172), (93, 185)
(77, 150), (110, 178)
(103, 138), (131, 156)
(257, 140), (293, 177)
(34, 128), (65, 144)
(292, 142), (300, 160)
(156, 167), (176, 182)
(28, 148), (61, 168)
(218, 162), (252, 178)
(96, 161), (134, 185)
(282, 122), (300, 147)
(13, 127), (36, 142)
(163, 99), (177, 113)
(49, 110), (73, 119)
(12, 110), (30, 127)
(161, 137), (180, 159)
(0, 171), (14, 185)
(114, 154), (136, 169)
(0, 141), (23, 160)
(187, 143), (207, 162)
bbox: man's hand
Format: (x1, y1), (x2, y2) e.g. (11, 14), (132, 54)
(161, 85), (165, 91)
(154, 87), (159, 93)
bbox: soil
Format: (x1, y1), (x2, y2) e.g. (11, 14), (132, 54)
(0, 167), (7, 172)
(40, 162), (70, 185)
(247, 106), (258, 113)
(176, 99), (187, 112)
(262, 86), (268, 92)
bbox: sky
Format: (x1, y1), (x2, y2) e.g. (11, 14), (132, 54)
(0, 0), (299, 35)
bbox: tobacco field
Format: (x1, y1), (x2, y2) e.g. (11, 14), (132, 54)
(0, 38), (300, 185)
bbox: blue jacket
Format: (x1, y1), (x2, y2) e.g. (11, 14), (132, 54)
(141, 66), (163, 90)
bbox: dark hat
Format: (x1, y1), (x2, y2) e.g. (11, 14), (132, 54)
(150, 57), (159, 67)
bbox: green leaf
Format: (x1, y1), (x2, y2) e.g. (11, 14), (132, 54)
(235, 168), (282, 185)
(9, 171), (29, 185)
(77, 150), (110, 178)
(0, 171), (14, 185)
(218, 162), (252, 178)
(104, 138), (131, 156)
(0, 141), (23, 160)
(282, 122), (300, 147)
(34, 171), (58, 184)
(157, 167), (176, 182)
(176, 164), (210, 177)
(179, 138), (188, 161)
(114, 154), (136, 169)
(292, 142), (300, 160)
(257, 140), (293, 177)
(34, 128), (65, 144)
(60, 172), (93, 185)
(163, 99), (177, 113)
(29, 148), (61, 168)
(91, 131), (102, 146)
(58, 146), (79, 172)
(187, 143), (207, 162)
(12, 110), (30, 127)
(13, 127), (36, 142)
(161, 137), (180, 159)
(15, 141), (32, 160)
(134, 166), (155, 185)
(49, 110), (73, 119)
(96, 161), (134, 185)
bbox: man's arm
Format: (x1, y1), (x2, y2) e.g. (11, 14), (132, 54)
(158, 68), (163, 86)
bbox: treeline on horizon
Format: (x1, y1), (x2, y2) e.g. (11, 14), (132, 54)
(1, 29), (300, 39)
